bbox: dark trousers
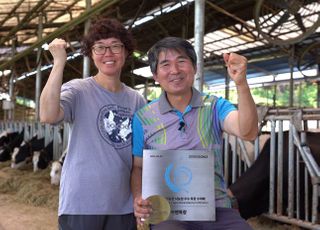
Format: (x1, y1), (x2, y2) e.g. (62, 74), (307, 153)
(59, 213), (137, 230)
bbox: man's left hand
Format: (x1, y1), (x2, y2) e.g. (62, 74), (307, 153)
(223, 53), (248, 86)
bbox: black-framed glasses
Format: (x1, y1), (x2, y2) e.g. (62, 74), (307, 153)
(92, 44), (124, 55)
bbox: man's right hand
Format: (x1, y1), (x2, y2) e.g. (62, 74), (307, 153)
(134, 196), (153, 225)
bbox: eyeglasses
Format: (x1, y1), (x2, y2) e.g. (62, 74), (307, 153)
(92, 44), (124, 55)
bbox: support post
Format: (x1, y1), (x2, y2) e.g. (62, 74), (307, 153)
(8, 39), (17, 121)
(193, 0), (205, 92)
(83, 0), (91, 78)
(289, 46), (295, 107)
(35, 13), (43, 121)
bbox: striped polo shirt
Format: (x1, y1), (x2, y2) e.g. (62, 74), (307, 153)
(132, 87), (236, 208)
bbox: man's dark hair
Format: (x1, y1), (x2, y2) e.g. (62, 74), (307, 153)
(81, 18), (135, 58)
(147, 37), (197, 74)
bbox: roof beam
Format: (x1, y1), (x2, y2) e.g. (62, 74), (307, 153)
(0, 0), (120, 71)
(0, 0), (25, 27)
(0, 23), (65, 31)
(205, 0), (290, 55)
(46, 0), (82, 24)
(0, 0), (50, 46)
(8, 0), (81, 46)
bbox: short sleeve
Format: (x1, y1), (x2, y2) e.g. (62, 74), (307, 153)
(60, 80), (79, 123)
(216, 97), (236, 123)
(132, 113), (144, 157)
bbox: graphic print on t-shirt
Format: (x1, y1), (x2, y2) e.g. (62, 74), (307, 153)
(97, 104), (132, 149)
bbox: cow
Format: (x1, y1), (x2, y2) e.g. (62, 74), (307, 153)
(0, 130), (24, 162)
(50, 148), (67, 185)
(228, 131), (320, 221)
(0, 130), (18, 146)
(11, 136), (45, 169)
(32, 141), (54, 172)
(0, 130), (9, 146)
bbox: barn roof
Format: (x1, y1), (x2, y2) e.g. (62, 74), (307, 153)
(0, 0), (319, 116)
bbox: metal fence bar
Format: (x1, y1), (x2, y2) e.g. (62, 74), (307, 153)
(238, 138), (252, 167)
(311, 184), (319, 224)
(296, 148), (300, 219)
(44, 123), (52, 146)
(265, 114), (320, 121)
(232, 136), (237, 183)
(292, 127), (320, 177)
(269, 120), (276, 214)
(305, 167), (309, 221)
(224, 133), (229, 186)
(238, 146), (242, 177)
(53, 126), (62, 161)
(288, 123), (294, 218)
(267, 108), (320, 114)
(276, 120), (283, 215)
(254, 137), (259, 160)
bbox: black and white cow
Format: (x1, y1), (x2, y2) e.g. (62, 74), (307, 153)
(0, 130), (24, 162)
(11, 136), (45, 169)
(229, 131), (320, 220)
(0, 130), (17, 146)
(32, 141), (54, 172)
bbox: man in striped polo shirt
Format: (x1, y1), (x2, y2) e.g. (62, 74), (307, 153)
(131, 37), (258, 230)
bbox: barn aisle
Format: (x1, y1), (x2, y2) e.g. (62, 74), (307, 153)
(0, 162), (58, 230)
(0, 194), (57, 230)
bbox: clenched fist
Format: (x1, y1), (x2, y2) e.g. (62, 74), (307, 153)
(223, 53), (248, 86)
(48, 38), (68, 64)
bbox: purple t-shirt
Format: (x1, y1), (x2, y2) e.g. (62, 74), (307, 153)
(58, 77), (146, 216)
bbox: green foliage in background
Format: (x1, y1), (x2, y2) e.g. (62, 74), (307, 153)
(143, 81), (318, 108)
(207, 82), (318, 108)
(16, 96), (35, 109)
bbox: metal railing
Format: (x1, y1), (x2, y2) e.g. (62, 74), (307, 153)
(0, 121), (68, 160)
(223, 109), (320, 229)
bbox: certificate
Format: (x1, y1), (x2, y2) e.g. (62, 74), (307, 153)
(142, 149), (215, 221)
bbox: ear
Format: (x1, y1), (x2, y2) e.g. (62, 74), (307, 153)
(152, 73), (158, 82)
(223, 53), (229, 64)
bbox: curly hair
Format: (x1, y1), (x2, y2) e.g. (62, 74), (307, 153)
(81, 18), (135, 58)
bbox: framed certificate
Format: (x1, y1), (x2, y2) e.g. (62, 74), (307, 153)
(142, 149), (215, 221)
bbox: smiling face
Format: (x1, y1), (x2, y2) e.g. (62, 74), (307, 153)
(92, 37), (127, 78)
(153, 49), (196, 97)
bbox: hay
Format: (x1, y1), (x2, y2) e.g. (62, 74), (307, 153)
(0, 163), (59, 210)
(0, 161), (11, 170)
(248, 216), (300, 230)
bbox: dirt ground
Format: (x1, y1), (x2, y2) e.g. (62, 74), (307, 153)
(0, 194), (58, 230)
(0, 162), (298, 230)
(0, 162), (58, 230)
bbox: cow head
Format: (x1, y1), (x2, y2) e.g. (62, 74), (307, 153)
(11, 145), (31, 169)
(50, 161), (62, 185)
